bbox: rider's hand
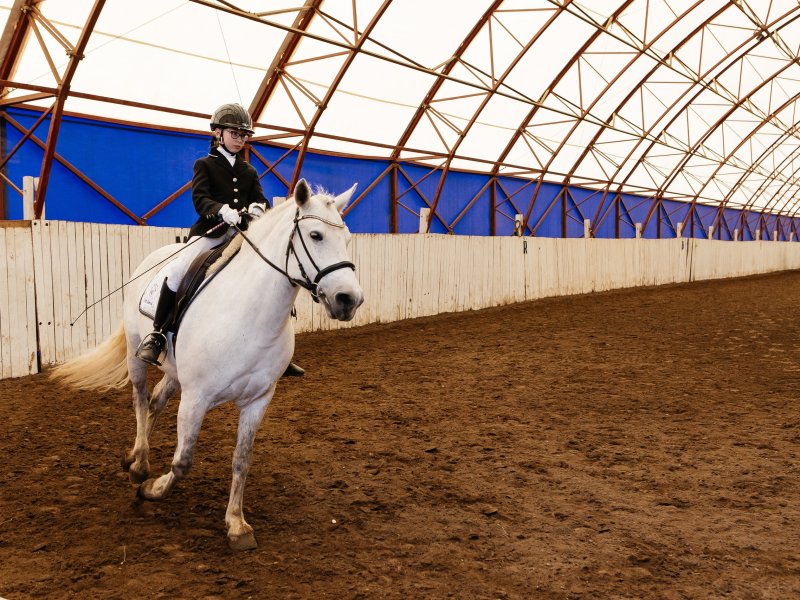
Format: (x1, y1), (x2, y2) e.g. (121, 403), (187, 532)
(218, 204), (241, 226)
(247, 202), (267, 217)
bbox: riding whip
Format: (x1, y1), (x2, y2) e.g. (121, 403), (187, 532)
(68, 220), (227, 326)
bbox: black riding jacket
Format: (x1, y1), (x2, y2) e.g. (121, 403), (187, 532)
(189, 147), (268, 238)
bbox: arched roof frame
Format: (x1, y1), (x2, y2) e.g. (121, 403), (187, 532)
(489, 1), (800, 226)
(489, 0), (720, 235)
(2, 0), (800, 226)
(591, 3), (800, 209)
(639, 27), (800, 214)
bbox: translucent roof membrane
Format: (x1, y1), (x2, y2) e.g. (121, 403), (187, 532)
(3, 0), (800, 215)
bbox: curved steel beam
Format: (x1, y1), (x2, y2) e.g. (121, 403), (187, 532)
(288, 0), (393, 187)
(714, 118), (800, 219)
(248, 0), (321, 122)
(533, 1), (720, 237)
(603, 5), (800, 204)
(34, 0), (106, 217)
(0, 0), (43, 89)
(746, 129), (800, 218)
(695, 94), (800, 220)
(420, 1), (575, 233)
(389, 0), (505, 162)
(556, 1), (728, 189)
(640, 60), (800, 229)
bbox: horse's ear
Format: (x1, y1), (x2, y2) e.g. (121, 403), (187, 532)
(294, 179), (311, 206)
(334, 183), (358, 214)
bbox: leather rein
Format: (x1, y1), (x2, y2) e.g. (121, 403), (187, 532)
(235, 207), (355, 303)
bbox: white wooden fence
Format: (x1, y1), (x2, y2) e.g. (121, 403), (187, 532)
(2, 220), (800, 379)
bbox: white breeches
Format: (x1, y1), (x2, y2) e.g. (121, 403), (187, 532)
(162, 229), (235, 292)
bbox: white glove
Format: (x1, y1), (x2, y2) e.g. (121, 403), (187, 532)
(218, 204), (241, 226)
(247, 202), (267, 217)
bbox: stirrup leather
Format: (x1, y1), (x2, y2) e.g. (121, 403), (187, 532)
(136, 331), (168, 366)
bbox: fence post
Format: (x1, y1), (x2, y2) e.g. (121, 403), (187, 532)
(23, 176), (41, 220)
(419, 208), (430, 234)
(635, 223), (642, 238)
(676, 222), (683, 238)
(583, 219), (591, 238)
(513, 214), (523, 237)
(707, 225), (714, 240)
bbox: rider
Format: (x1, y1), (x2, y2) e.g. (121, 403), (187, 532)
(135, 102), (305, 377)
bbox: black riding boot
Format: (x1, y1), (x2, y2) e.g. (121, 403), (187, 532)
(282, 362), (305, 377)
(136, 279), (177, 366)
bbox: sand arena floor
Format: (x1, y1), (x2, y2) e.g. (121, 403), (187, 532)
(1, 270), (799, 599)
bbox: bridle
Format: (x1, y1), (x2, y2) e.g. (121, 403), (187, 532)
(235, 207), (355, 303)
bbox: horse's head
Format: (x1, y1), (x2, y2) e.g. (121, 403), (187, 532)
(289, 179), (364, 321)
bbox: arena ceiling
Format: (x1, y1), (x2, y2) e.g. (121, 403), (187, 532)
(3, 0), (800, 224)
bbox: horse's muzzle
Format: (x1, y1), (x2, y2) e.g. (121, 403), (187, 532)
(327, 290), (363, 321)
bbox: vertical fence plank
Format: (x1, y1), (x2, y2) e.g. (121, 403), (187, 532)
(108, 225), (123, 329)
(17, 227), (39, 375)
(6, 228), (24, 376)
(32, 221), (55, 366)
(0, 228), (11, 378)
(20, 226), (38, 374)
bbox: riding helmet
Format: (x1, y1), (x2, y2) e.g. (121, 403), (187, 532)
(210, 103), (254, 135)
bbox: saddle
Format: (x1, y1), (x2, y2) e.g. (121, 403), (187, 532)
(170, 234), (243, 342)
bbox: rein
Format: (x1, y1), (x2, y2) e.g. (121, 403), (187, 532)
(235, 207), (355, 303)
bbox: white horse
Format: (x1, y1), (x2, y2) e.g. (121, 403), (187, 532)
(51, 179), (364, 550)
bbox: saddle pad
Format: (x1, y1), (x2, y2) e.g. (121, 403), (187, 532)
(172, 235), (243, 338)
(139, 263), (172, 320)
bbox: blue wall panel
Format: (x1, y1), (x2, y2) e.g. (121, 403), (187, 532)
(722, 207), (741, 240)
(567, 187), (603, 238)
(396, 164), (441, 233)
(496, 176), (540, 236)
(2, 107), (797, 242)
(294, 151), (392, 234)
(663, 199), (690, 235)
(592, 195), (618, 239)
(439, 170), (491, 236)
(528, 181), (562, 238)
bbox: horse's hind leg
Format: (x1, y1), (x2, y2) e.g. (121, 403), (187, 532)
(123, 372), (180, 478)
(138, 391), (207, 501)
(226, 387), (275, 551)
(122, 357), (151, 483)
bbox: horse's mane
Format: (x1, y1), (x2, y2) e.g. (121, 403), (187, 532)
(247, 188), (341, 237)
(247, 194), (297, 237)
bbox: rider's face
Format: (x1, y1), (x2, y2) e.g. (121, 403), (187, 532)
(219, 128), (249, 152)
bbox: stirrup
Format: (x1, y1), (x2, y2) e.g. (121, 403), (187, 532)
(282, 362), (305, 378)
(136, 331), (168, 366)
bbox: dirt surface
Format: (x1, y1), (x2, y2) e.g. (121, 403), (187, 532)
(1, 271), (800, 599)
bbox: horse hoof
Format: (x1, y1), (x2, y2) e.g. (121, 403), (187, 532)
(227, 531), (258, 551)
(120, 449), (134, 472)
(128, 464), (149, 485)
(137, 478), (164, 501)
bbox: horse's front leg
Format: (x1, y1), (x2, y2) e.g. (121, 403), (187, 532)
(138, 391), (208, 500)
(226, 387), (274, 551)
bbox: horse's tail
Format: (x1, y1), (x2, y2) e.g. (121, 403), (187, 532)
(49, 324), (130, 391)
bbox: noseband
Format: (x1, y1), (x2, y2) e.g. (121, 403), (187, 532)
(236, 207), (355, 303)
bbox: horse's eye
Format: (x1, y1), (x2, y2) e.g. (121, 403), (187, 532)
(310, 231), (323, 241)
